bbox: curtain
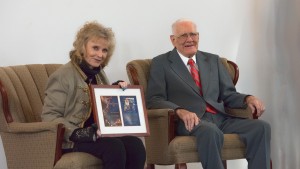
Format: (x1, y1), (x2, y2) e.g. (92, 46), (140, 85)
(237, 0), (300, 168)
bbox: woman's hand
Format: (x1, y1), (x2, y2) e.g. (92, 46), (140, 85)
(118, 81), (128, 90)
(69, 127), (97, 143)
(96, 129), (101, 138)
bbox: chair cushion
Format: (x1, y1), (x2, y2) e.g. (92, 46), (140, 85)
(168, 134), (246, 163)
(54, 152), (102, 169)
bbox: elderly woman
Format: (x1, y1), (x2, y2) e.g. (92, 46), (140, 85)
(41, 22), (146, 169)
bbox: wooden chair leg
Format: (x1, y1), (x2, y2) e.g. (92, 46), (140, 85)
(175, 163), (187, 169)
(146, 163), (188, 169)
(222, 160), (227, 169)
(270, 159), (273, 169)
(146, 164), (155, 169)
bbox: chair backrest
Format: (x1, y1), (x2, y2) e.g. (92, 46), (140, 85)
(0, 64), (62, 132)
(126, 59), (152, 95)
(126, 58), (239, 92)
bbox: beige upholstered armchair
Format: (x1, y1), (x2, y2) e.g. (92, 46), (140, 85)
(126, 58), (262, 169)
(0, 64), (102, 169)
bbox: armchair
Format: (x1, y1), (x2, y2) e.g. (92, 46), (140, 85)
(0, 64), (102, 169)
(126, 58), (264, 169)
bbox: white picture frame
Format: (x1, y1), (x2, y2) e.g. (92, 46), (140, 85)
(90, 85), (150, 137)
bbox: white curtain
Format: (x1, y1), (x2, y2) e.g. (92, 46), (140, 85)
(236, 0), (300, 169)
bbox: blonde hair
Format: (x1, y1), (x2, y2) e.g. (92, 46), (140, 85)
(69, 21), (115, 68)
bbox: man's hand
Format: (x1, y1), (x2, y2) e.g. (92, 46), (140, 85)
(176, 109), (200, 132)
(245, 96), (266, 117)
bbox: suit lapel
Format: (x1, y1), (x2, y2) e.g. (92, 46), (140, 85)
(168, 49), (201, 96)
(196, 52), (211, 96)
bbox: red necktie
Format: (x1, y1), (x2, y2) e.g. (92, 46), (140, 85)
(188, 59), (217, 114)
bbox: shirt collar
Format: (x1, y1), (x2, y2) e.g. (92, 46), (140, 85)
(176, 50), (196, 66)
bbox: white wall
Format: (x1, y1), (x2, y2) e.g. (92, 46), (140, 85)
(1, 0), (299, 169)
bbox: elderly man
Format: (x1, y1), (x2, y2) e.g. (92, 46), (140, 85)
(146, 19), (271, 169)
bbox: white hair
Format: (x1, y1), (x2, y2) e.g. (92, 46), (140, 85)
(171, 18), (197, 34)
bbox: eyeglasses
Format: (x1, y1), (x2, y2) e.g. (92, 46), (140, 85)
(173, 32), (199, 42)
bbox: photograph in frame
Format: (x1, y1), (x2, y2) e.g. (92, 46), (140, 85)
(90, 85), (150, 137)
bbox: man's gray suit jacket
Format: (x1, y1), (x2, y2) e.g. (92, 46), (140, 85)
(146, 48), (248, 119)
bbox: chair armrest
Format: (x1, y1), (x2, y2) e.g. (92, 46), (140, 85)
(147, 109), (171, 118)
(2, 121), (65, 167)
(7, 121), (60, 133)
(225, 106), (255, 119)
(145, 109), (175, 164)
(147, 109), (176, 142)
